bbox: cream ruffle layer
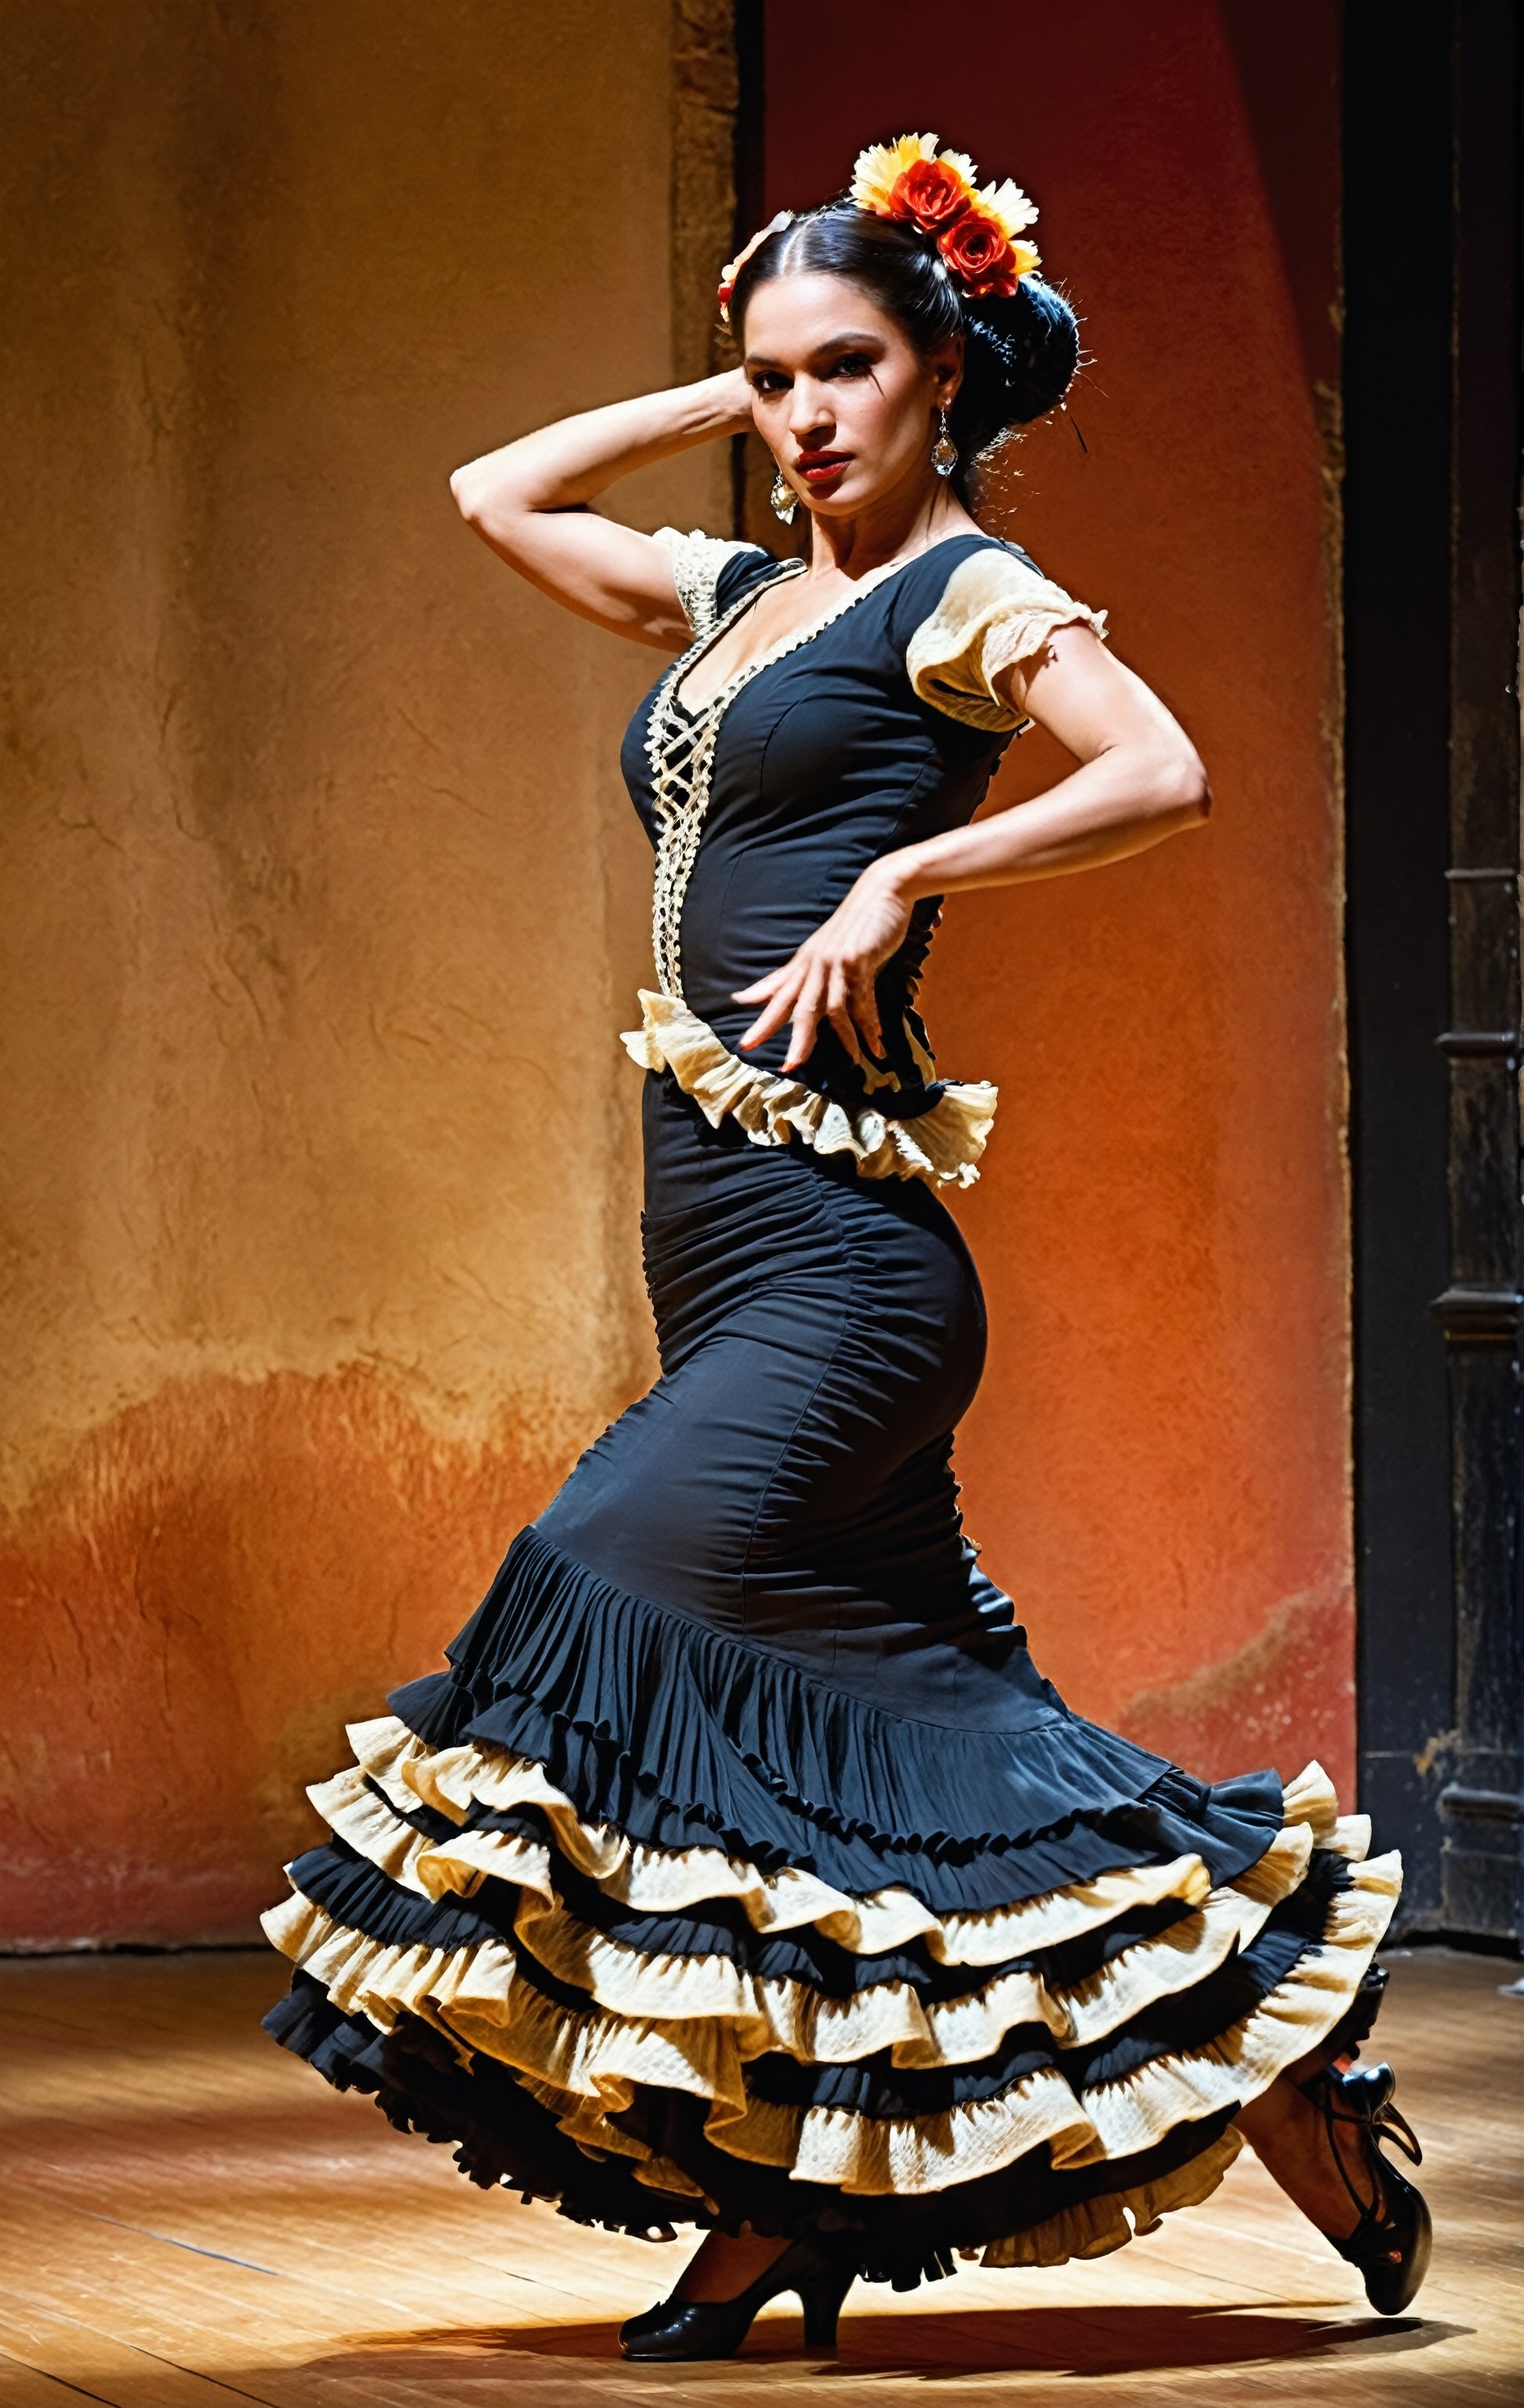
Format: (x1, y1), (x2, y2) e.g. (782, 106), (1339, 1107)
(264, 1855), (1396, 2200)
(621, 988), (999, 1190)
(264, 1713), (1399, 2200)
(904, 546), (1110, 733)
(301, 1747), (1364, 2064)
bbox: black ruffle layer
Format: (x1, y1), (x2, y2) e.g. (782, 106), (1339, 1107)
(387, 1524), (1284, 1911)
(279, 1831), (1349, 2111)
(347, 1785), (1204, 1992)
(264, 1968), (1241, 2286)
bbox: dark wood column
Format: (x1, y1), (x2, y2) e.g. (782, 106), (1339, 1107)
(1431, 0), (1524, 1940)
(1344, 1), (1458, 1929)
(1345, 0), (1523, 1943)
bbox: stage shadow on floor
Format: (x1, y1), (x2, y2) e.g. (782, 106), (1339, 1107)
(297, 2304), (1467, 2381)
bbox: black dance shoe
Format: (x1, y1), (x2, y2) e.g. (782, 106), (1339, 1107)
(1299, 2060), (1431, 2315)
(617, 2235), (856, 2361)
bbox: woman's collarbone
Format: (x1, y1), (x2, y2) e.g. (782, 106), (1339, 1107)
(688, 577), (848, 700)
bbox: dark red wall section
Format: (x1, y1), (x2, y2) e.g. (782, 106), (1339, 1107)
(761, 0), (1352, 1787)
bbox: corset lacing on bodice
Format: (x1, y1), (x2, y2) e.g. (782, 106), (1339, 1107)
(621, 549), (1003, 1191)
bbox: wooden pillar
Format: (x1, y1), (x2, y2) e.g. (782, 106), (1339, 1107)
(1430, 0), (1524, 1941)
(1345, 0), (1457, 1928)
(1346, 0), (1522, 1941)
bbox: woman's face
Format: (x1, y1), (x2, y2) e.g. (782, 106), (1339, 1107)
(739, 272), (961, 517)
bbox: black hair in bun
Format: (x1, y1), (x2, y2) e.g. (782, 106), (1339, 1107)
(957, 277), (1080, 453)
(731, 201), (1079, 493)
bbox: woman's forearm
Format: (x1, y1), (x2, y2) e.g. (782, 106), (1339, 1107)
(448, 367), (754, 638)
(878, 742), (1210, 903)
(449, 372), (751, 524)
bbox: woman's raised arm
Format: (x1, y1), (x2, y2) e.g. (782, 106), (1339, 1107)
(449, 369), (754, 649)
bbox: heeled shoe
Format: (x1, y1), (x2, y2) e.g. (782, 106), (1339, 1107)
(618, 2234), (856, 2361)
(1298, 2059), (1431, 2314)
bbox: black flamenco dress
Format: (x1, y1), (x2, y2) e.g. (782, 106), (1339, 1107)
(263, 527), (1399, 2287)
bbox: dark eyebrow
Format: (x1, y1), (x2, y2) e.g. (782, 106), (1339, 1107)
(744, 331), (887, 370)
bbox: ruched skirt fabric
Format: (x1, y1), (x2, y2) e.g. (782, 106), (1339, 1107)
(262, 1074), (1399, 2287)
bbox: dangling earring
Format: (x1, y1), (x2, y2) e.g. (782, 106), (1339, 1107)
(931, 407), (959, 478)
(770, 469), (797, 524)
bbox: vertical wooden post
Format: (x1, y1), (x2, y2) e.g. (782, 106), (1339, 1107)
(1345, 2), (1457, 1928)
(1429, 0), (1524, 1942)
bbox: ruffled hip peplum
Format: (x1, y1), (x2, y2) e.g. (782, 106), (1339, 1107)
(263, 1095), (1399, 2287)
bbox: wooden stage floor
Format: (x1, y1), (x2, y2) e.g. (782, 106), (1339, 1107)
(1, 1945), (1519, 2407)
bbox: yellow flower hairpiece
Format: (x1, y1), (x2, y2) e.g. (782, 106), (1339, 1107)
(849, 132), (1040, 299)
(716, 137), (1041, 327)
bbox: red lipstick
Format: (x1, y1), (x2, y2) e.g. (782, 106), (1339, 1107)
(796, 451), (851, 484)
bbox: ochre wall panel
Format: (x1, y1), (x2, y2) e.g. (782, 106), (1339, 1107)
(0, 0), (722, 1944)
(762, 1), (1351, 1786)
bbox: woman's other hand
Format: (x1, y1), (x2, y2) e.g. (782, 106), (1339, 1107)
(732, 860), (913, 1072)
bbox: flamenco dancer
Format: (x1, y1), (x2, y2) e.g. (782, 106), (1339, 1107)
(263, 136), (1431, 2359)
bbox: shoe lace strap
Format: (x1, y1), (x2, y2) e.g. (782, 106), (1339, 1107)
(1370, 2098), (1423, 2167)
(1307, 2068), (1424, 2231)
(1313, 2080), (1384, 2225)
(1321, 2084), (1424, 2168)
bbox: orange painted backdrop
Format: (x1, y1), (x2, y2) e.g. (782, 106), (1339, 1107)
(764, 0), (1351, 1785)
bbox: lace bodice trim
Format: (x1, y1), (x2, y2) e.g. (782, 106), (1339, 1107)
(653, 526), (759, 644)
(646, 531), (906, 1002)
(628, 530), (1106, 1184)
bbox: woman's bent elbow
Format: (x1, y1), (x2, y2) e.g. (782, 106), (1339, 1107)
(1163, 747), (1211, 825)
(448, 462), (486, 522)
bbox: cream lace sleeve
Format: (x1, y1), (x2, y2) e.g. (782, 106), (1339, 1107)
(905, 548), (1109, 733)
(654, 526), (763, 642)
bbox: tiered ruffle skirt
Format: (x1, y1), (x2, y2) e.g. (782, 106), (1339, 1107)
(263, 1521), (1399, 2287)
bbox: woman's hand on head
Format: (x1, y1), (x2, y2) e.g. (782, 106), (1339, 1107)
(732, 861), (914, 1073)
(712, 364), (758, 431)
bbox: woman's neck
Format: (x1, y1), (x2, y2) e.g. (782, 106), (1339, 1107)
(804, 475), (981, 581)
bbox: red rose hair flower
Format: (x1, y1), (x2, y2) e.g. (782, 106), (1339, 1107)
(888, 157), (973, 234)
(938, 209), (1021, 299)
(849, 134), (1041, 299)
